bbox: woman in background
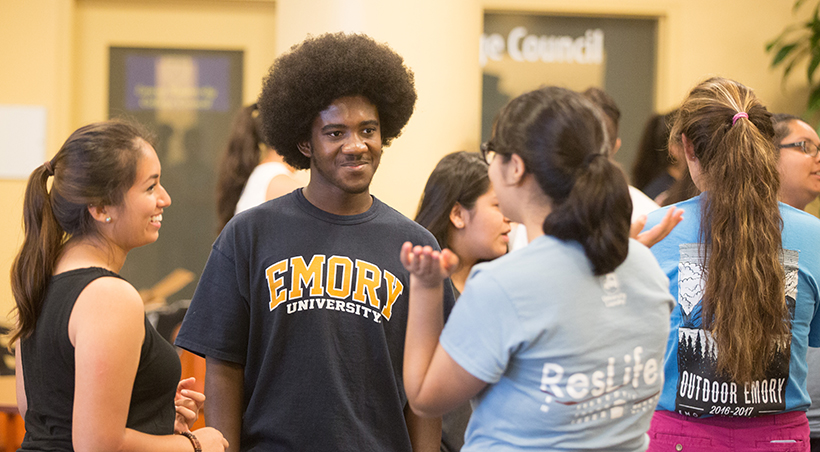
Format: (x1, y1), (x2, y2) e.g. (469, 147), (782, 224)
(643, 78), (820, 451)
(401, 86), (673, 451)
(415, 151), (511, 296)
(11, 120), (227, 451)
(632, 110), (687, 204)
(215, 103), (301, 231)
(772, 113), (820, 452)
(414, 150), (510, 451)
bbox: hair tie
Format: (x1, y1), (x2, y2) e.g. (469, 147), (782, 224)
(582, 152), (605, 168)
(732, 112), (748, 126)
(43, 160), (54, 176)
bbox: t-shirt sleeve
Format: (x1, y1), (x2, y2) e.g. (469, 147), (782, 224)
(439, 270), (527, 384)
(175, 241), (250, 365)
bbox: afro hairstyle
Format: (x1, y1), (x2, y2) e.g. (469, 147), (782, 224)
(258, 32), (417, 169)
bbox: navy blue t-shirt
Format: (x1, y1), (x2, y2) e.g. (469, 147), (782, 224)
(176, 189), (454, 451)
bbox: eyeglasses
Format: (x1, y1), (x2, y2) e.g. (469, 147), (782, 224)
(480, 141), (497, 165)
(779, 141), (820, 159)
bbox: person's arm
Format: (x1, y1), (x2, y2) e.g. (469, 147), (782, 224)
(15, 340), (26, 418)
(404, 403), (440, 452)
(70, 277), (227, 452)
(400, 243), (487, 418)
(204, 357), (244, 452)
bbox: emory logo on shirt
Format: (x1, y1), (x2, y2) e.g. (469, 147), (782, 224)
(264, 254), (404, 323)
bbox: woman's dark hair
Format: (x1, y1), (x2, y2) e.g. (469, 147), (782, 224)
(669, 77), (785, 383)
(632, 110), (676, 190)
(414, 151), (490, 250)
(772, 113), (803, 146)
(10, 120), (150, 345)
(492, 86), (632, 275)
(258, 32), (416, 169)
(216, 104), (264, 231)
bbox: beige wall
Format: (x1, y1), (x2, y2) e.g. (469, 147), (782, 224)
(0, 0), (814, 321)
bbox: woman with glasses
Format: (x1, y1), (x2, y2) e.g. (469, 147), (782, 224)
(773, 113), (820, 212)
(399, 86), (675, 451)
(773, 113), (820, 452)
(642, 78), (820, 451)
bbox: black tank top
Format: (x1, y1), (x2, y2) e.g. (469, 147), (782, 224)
(19, 267), (181, 451)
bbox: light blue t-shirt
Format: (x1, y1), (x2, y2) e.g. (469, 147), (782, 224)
(645, 194), (820, 417)
(440, 235), (674, 451)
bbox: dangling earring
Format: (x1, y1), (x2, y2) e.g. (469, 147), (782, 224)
(105, 217), (111, 224)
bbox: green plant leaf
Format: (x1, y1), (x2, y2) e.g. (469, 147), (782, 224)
(807, 84), (820, 112)
(767, 24), (804, 51)
(772, 43), (800, 67)
(780, 45), (810, 87)
(794, 0), (809, 13)
(809, 48), (820, 82)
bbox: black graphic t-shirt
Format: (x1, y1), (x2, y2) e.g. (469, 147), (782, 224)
(176, 189), (454, 451)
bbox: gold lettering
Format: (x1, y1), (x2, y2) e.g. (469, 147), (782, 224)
(266, 259), (289, 311)
(353, 260), (381, 308)
(381, 270), (403, 320)
(326, 256), (353, 299)
(289, 255), (326, 299)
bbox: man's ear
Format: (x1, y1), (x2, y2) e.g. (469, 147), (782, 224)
(449, 203), (466, 229)
(297, 141), (312, 158)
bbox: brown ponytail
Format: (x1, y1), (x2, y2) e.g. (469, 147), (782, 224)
(670, 77), (786, 383)
(10, 164), (64, 346)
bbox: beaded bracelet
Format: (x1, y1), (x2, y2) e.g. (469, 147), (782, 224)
(176, 431), (202, 452)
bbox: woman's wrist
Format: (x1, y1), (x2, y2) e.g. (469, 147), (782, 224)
(176, 431), (202, 452)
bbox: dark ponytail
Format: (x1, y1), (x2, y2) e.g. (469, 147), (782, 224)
(492, 86), (632, 275)
(542, 154), (632, 275)
(10, 120), (148, 345)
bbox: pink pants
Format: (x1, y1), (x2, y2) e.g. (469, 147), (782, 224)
(646, 410), (809, 452)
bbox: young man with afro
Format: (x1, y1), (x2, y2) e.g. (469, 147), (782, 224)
(176, 33), (454, 452)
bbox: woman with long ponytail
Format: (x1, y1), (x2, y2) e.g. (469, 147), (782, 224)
(643, 77), (820, 451)
(11, 120), (228, 452)
(400, 86), (674, 451)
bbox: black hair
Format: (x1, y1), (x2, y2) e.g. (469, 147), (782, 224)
(492, 86), (632, 275)
(258, 33), (417, 169)
(414, 151), (490, 250)
(11, 120), (151, 344)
